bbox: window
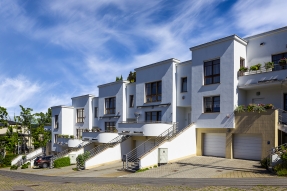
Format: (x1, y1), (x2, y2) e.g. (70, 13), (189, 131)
(105, 122), (116, 132)
(204, 59), (220, 85)
(240, 58), (245, 68)
(181, 77), (187, 92)
(94, 107), (97, 118)
(272, 52), (287, 70)
(54, 134), (58, 143)
(54, 115), (59, 129)
(105, 97), (116, 114)
(284, 94), (287, 111)
(77, 108), (84, 123)
(129, 95), (134, 107)
(145, 111), (162, 122)
(204, 96), (220, 113)
(146, 81), (162, 102)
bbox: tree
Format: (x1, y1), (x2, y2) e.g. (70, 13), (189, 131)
(127, 71), (136, 83)
(0, 106), (9, 128)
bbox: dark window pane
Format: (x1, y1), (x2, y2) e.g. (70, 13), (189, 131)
(213, 76), (220, 83)
(204, 59), (220, 85)
(284, 94), (287, 111)
(157, 82), (162, 94)
(213, 64), (220, 75)
(205, 65), (212, 76)
(205, 77), (212, 85)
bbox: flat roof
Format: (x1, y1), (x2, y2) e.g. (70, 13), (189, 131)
(135, 58), (180, 71)
(51, 105), (74, 109)
(190, 35), (247, 51)
(98, 80), (129, 88)
(71, 94), (95, 99)
(244, 26), (287, 40)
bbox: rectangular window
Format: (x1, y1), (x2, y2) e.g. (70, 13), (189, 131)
(204, 59), (220, 85)
(94, 107), (97, 118)
(77, 108), (84, 123)
(145, 111), (162, 122)
(284, 94), (287, 111)
(105, 97), (116, 114)
(54, 134), (58, 143)
(146, 81), (162, 102)
(105, 122), (116, 132)
(129, 95), (134, 107)
(54, 115), (59, 129)
(204, 96), (220, 113)
(181, 77), (187, 92)
(272, 52), (287, 70)
(240, 58), (245, 68)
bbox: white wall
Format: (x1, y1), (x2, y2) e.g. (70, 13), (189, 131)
(245, 28), (287, 67)
(140, 125), (196, 168)
(98, 81), (128, 130)
(135, 59), (179, 124)
(176, 60), (192, 107)
(126, 83), (136, 120)
(93, 97), (99, 128)
(191, 36), (246, 128)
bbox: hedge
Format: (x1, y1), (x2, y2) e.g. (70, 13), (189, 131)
(54, 157), (71, 168)
(0, 154), (17, 168)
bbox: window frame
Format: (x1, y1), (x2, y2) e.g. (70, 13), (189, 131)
(129, 95), (134, 108)
(204, 59), (220, 85)
(105, 122), (116, 132)
(77, 108), (84, 123)
(181, 77), (187, 92)
(54, 115), (59, 129)
(272, 52), (287, 70)
(145, 111), (162, 122)
(105, 97), (116, 114)
(145, 81), (162, 103)
(240, 57), (245, 68)
(204, 96), (220, 113)
(94, 107), (98, 118)
(54, 134), (58, 143)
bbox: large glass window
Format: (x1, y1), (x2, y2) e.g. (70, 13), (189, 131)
(145, 111), (162, 122)
(204, 59), (220, 85)
(204, 96), (220, 113)
(77, 108), (84, 123)
(105, 122), (116, 132)
(105, 97), (116, 114)
(129, 95), (134, 107)
(181, 77), (187, 92)
(146, 81), (162, 102)
(54, 115), (59, 129)
(284, 94), (287, 111)
(272, 52), (287, 70)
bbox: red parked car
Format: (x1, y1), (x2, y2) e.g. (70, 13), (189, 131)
(34, 156), (53, 168)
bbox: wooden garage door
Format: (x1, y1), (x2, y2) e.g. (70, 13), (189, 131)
(203, 133), (226, 157)
(233, 134), (262, 161)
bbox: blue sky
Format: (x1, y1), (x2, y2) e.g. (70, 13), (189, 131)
(0, 0), (287, 116)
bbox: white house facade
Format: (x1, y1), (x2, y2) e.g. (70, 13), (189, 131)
(51, 26), (287, 170)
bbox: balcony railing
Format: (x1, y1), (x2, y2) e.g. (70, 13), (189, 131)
(239, 65), (287, 77)
(119, 121), (172, 124)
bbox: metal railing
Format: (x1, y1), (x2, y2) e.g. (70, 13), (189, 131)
(119, 121), (173, 124)
(268, 143), (287, 167)
(123, 122), (192, 171)
(13, 147), (45, 167)
(76, 135), (130, 169)
(278, 108), (287, 125)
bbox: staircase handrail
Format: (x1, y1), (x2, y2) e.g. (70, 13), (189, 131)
(86, 135), (130, 160)
(123, 122), (182, 170)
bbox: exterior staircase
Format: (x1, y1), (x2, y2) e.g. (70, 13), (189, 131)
(50, 140), (92, 168)
(77, 135), (130, 169)
(123, 122), (194, 172)
(11, 147), (45, 167)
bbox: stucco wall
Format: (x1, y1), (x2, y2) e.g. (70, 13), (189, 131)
(196, 109), (278, 159)
(126, 83), (136, 120)
(176, 61), (192, 107)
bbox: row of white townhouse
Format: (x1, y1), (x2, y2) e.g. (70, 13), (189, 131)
(50, 26), (287, 170)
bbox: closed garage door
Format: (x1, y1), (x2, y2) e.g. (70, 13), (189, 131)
(233, 134), (262, 160)
(136, 140), (155, 157)
(203, 133), (226, 157)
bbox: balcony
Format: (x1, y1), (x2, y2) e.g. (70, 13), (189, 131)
(57, 137), (82, 148)
(118, 121), (173, 136)
(239, 65), (287, 77)
(238, 68), (287, 90)
(82, 131), (118, 143)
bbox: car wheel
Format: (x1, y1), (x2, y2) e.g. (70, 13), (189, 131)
(42, 163), (48, 168)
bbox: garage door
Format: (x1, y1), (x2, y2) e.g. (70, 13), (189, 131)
(233, 134), (262, 160)
(136, 140), (155, 157)
(203, 133), (226, 157)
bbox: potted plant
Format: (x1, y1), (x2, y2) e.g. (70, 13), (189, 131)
(96, 128), (101, 132)
(264, 62), (274, 71)
(239, 66), (248, 72)
(279, 58), (287, 66)
(249, 63), (261, 71)
(70, 135), (74, 139)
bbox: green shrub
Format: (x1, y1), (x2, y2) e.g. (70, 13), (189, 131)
(76, 151), (90, 169)
(136, 168), (149, 173)
(276, 168), (287, 176)
(260, 158), (269, 169)
(249, 63), (261, 71)
(54, 157), (71, 168)
(2, 154), (17, 167)
(21, 163), (29, 169)
(10, 165), (18, 170)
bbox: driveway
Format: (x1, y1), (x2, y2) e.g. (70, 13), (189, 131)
(123, 156), (274, 178)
